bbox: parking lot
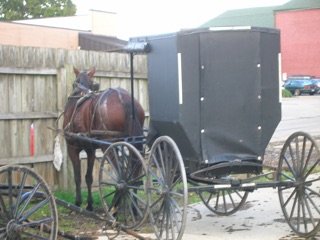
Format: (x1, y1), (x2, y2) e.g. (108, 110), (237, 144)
(271, 94), (320, 142)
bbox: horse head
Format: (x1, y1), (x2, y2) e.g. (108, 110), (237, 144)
(72, 66), (99, 93)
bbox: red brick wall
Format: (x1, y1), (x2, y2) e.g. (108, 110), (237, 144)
(275, 9), (320, 79)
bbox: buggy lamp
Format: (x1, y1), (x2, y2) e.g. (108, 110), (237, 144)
(124, 41), (150, 53)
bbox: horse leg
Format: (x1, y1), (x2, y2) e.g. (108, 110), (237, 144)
(85, 149), (96, 211)
(68, 148), (82, 207)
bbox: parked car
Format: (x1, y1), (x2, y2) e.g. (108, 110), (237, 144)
(282, 75), (315, 87)
(310, 78), (320, 93)
(283, 79), (318, 95)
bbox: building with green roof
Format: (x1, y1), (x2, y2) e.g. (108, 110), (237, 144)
(201, 6), (276, 29)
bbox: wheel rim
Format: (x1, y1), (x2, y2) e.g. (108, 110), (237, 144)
(294, 89), (301, 96)
(278, 132), (320, 238)
(0, 165), (58, 239)
(99, 142), (148, 229)
(147, 136), (188, 240)
(199, 186), (249, 216)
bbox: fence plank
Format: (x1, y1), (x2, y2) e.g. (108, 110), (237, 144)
(0, 112), (58, 120)
(0, 67), (57, 75)
(0, 74), (9, 113)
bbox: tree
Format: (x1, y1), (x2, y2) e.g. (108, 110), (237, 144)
(0, 0), (77, 20)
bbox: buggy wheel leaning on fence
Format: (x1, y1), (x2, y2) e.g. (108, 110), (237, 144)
(277, 131), (320, 238)
(0, 165), (58, 239)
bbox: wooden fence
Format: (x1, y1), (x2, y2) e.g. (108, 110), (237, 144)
(0, 44), (149, 190)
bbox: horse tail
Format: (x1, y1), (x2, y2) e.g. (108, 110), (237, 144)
(123, 98), (144, 137)
(122, 92), (144, 152)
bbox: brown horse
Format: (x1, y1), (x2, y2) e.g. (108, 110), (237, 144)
(63, 66), (145, 211)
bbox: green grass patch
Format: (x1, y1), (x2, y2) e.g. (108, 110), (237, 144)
(282, 89), (292, 97)
(53, 189), (105, 211)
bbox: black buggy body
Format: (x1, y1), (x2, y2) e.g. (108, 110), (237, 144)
(133, 27), (281, 175)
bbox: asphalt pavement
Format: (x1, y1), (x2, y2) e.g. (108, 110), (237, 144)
(271, 95), (320, 142)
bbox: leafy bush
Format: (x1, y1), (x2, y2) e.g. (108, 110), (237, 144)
(282, 89), (292, 98)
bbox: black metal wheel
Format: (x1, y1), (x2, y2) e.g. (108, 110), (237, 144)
(99, 142), (148, 229)
(0, 165), (58, 239)
(146, 136), (188, 240)
(198, 182), (249, 216)
(278, 131), (320, 238)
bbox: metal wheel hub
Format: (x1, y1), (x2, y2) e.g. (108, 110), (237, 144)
(156, 186), (169, 196)
(116, 181), (127, 190)
(6, 219), (21, 238)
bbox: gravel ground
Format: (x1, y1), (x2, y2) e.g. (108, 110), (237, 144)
(264, 134), (320, 168)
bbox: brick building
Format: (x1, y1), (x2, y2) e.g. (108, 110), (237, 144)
(201, 0), (320, 79)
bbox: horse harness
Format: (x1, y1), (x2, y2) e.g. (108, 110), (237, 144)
(63, 84), (128, 139)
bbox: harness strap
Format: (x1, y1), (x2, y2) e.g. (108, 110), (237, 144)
(64, 87), (128, 138)
(89, 88), (127, 136)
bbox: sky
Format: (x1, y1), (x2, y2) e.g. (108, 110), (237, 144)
(72, 0), (290, 39)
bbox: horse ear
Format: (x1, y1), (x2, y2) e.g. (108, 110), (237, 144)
(73, 66), (80, 76)
(87, 67), (96, 78)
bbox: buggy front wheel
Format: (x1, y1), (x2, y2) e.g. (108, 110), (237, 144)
(146, 136), (188, 240)
(278, 131), (320, 238)
(99, 142), (148, 230)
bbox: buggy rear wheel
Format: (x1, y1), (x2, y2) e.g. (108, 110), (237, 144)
(198, 185), (249, 216)
(278, 131), (320, 238)
(99, 142), (148, 230)
(147, 136), (188, 240)
(0, 165), (58, 240)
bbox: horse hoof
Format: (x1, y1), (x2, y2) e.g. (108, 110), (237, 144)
(86, 205), (94, 212)
(68, 210), (78, 216)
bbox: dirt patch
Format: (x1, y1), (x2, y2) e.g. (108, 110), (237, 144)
(56, 208), (109, 239)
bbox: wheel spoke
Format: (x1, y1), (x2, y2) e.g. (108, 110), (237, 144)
(13, 171), (28, 218)
(283, 155), (297, 178)
(19, 198), (49, 223)
(301, 143), (315, 177)
(305, 187), (320, 215)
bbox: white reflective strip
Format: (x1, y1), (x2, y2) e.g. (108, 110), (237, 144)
(209, 26), (252, 31)
(214, 184), (231, 189)
(178, 53), (183, 105)
(278, 53), (282, 103)
(241, 183), (256, 187)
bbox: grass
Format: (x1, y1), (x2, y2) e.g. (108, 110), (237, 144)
(282, 89), (293, 97)
(54, 189), (104, 210)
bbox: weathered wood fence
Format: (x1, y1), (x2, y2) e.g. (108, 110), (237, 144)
(0, 44), (149, 190)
